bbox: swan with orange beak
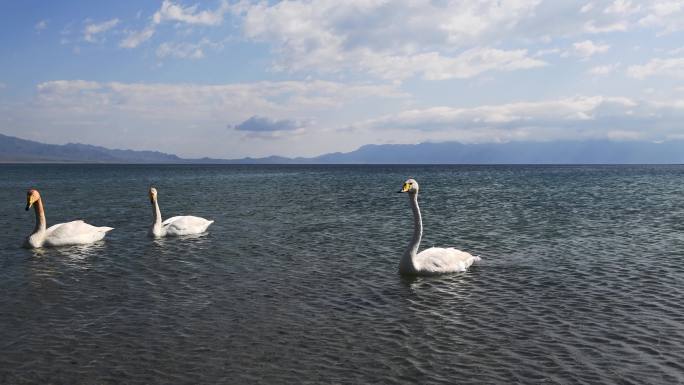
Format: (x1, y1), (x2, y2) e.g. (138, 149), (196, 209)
(24, 189), (114, 248)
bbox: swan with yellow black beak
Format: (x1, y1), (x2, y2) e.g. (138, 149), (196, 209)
(397, 179), (480, 275)
(148, 187), (213, 238)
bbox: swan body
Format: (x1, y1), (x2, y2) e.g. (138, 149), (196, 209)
(24, 189), (113, 249)
(148, 187), (213, 238)
(398, 179), (480, 275)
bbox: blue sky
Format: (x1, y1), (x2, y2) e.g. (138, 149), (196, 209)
(1, 0), (684, 158)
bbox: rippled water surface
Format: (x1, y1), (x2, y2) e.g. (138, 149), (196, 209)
(1, 164), (684, 384)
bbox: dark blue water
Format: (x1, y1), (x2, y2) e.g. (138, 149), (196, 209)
(1, 164), (684, 384)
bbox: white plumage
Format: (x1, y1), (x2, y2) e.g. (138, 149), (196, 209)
(41, 221), (113, 247)
(160, 215), (214, 236)
(148, 187), (213, 238)
(24, 189), (113, 249)
(398, 179), (480, 275)
(411, 247), (480, 275)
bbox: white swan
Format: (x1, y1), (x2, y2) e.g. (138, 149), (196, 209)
(148, 187), (213, 238)
(398, 179), (480, 275)
(23, 189), (114, 249)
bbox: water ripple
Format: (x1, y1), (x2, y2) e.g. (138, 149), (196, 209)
(1, 164), (684, 384)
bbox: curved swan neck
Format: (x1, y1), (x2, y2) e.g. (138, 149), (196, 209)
(32, 198), (46, 234)
(408, 192), (423, 256)
(151, 198), (163, 234)
(401, 191), (422, 272)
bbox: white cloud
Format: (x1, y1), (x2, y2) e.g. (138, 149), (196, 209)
(34, 20), (48, 32)
(238, 0), (544, 80)
(235, 0), (684, 80)
(604, 0), (641, 15)
(588, 63), (620, 75)
(156, 38), (222, 60)
(118, 1), (231, 51)
(15, 79), (406, 157)
(578, 1), (684, 35)
(34, 79), (405, 115)
(628, 57), (684, 79)
(120, 27), (155, 48)
(638, 1), (684, 33)
(356, 48), (545, 81)
(668, 46), (684, 55)
(535, 48), (561, 57)
(17, 1), (684, 157)
(571, 40), (610, 58)
(153, 0), (230, 26)
(157, 42), (203, 59)
(362, 96), (636, 129)
(108, 0), (684, 79)
(83, 18), (119, 43)
(38, 80), (102, 93)
(438, 1), (542, 43)
(583, 20), (629, 33)
(353, 96), (684, 143)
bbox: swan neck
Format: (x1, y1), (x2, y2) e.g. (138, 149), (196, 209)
(401, 191), (422, 273)
(151, 198), (162, 231)
(33, 198), (46, 234)
(409, 192), (423, 256)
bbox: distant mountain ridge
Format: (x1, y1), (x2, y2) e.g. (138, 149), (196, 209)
(0, 133), (183, 163)
(2, 132), (684, 164)
(308, 141), (684, 164)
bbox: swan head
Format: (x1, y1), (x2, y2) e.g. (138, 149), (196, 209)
(25, 189), (41, 211)
(149, 187), (158, 203)
(398, 178), (419, 194)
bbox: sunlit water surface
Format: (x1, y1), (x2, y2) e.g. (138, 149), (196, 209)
(1, 164), (684, 384)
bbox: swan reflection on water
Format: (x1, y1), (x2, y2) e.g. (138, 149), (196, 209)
(399, 269), (480, 294)
(26, 242), (108, 292)
(29, 241), (106, 261)
(151, 231), (212, 247)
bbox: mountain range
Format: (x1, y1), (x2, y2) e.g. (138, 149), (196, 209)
(2, 132), (684, 164)
(0, 133), (182, 163)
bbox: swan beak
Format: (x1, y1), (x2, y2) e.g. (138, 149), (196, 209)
(398, 183), (410, 193)
(26, 196), (36, 211)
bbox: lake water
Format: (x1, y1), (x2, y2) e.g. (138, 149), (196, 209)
(1, 164), (683, 384)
